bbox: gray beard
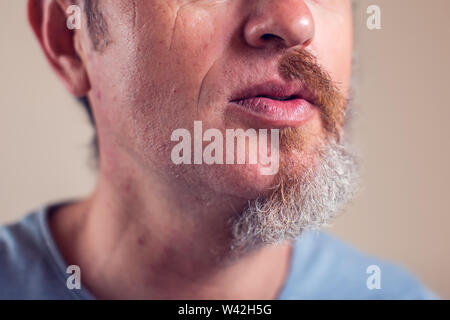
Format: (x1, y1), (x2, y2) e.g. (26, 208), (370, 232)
(229, 138), (359, 253)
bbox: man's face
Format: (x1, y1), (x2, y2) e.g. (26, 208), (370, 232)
(85, 0), (353, 201)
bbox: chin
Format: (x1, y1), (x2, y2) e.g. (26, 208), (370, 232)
(193, 163), (278, 200)
(198, 147), (318, 201)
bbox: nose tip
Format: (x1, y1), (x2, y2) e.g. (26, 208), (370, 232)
(244, 0), (315, 49)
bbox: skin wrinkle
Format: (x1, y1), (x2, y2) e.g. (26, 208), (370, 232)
(166, 2), (213, 127)
(91, 216), (133, 281)
(197, 59), (219, 116)
(168, 3), (229, 115)
(132, 0), (137, 30)
(169, 2), (188, 52)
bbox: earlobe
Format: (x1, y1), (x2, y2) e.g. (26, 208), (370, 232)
(27, 0), (91, 97)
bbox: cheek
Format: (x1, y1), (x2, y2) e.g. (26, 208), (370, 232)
(88, 3), (234, 161)
(162, 7), (231, 96)
(124, 5), (228, 104)
(311, 10), (353, 97)
(122, 6), (232, 131)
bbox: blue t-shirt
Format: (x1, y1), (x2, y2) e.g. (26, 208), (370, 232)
(0, 205), (437, 300)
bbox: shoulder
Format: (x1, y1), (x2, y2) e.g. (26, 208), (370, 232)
(279, 231), (437, 300)
(0, 209), (77, 299)
(0, 212), (47, 280)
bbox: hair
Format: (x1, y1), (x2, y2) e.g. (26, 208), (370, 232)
(83, 0), (110, 51)
(230, 138), (359, 253)
(76, 0), (109, 165)
(78, 97), (99, 164)
(229, 47), (358, 253)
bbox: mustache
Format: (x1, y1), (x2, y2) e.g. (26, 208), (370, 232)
(278, 48), (347, 140)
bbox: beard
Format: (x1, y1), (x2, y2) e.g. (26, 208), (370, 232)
(229, 136), (359, 252)
(229, 48), (359, 253)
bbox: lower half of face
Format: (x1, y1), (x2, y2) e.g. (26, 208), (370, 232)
(89, 0), (353, 202)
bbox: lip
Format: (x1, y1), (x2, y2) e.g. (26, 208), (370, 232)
(229, 81), (318, 127)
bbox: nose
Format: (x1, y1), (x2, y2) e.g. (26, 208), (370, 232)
(244, 0), (315, 50)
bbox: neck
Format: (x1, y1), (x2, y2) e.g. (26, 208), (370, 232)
(50, 145), (292, 299)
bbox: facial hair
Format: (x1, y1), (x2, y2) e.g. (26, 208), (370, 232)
(229, 49), (359, 253)
(230, 138), (359, 252)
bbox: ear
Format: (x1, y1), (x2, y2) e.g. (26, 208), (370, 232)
(28, 0), (90, 97)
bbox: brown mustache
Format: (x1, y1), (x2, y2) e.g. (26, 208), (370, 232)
(278, 48), (347, 140)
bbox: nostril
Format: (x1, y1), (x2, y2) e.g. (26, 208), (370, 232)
(261, 33), (284, 42)
(302, 38), (312, 47)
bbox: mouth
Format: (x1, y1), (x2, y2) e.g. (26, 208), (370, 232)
(229, 81), (318, 128)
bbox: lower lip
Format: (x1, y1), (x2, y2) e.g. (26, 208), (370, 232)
(229, 97), (318, 127)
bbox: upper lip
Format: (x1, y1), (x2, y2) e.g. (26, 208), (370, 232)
(229, 80), (316, 105)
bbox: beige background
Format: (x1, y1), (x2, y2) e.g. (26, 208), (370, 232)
(1, 0), (449, 298)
